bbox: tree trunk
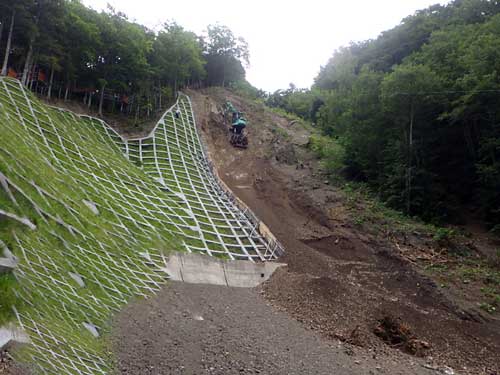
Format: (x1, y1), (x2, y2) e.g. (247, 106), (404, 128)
(222, 59), (226, 87)
(64, 82), (70, 101)
(158, 81), (162, 110)
(47, 63), (55, 99)
(28, 58), (37, 91)
(98, 83), (106, 117)
(1, 10), (15, 76)
(0, 21), (4, 58)
(21, 41), (34, 86)
(406, 98), (415, 215)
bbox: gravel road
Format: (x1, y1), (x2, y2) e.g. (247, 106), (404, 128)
(113, 282), (435, 375)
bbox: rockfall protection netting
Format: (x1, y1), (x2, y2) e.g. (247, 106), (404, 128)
(0, 77), (283, 374)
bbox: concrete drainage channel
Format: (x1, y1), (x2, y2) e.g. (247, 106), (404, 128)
(165, 252), (286, 287)
(1, 241), (30, 351)
(0, 77), (285, 373)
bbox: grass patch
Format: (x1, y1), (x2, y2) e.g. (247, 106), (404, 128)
(0, 273), (18, 326)
(308, 133), (345, 180)
(341, 181), (435, 235)
(0, 78), (264, 372)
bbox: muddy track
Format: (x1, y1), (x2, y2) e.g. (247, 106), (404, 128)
(188, 88), (500, 375)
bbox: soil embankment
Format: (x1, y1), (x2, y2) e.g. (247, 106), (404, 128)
(187, 88), (500, 375)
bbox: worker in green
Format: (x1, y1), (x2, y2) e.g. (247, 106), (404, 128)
(232, 114), (247, 135)
(224, 101), (236, 120)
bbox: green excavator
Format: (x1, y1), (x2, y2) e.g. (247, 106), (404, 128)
(223, 101), (248, 148)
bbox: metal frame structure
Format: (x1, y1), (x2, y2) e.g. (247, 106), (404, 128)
(0, 77), (283, 374)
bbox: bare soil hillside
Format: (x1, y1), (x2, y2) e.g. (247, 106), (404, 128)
(188, 87), (500, 375)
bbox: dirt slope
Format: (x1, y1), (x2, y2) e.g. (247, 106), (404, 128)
(187, 87), (500, 375)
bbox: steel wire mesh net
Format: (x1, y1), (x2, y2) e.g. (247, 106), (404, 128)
(0, 77), (282, 374)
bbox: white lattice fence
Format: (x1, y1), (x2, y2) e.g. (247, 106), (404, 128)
(0, 77), (282, 374)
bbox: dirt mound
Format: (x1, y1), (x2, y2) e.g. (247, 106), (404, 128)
(302, 234), (376, 262)
(374, 316), (431, 357)
(274, 143), (298, 164)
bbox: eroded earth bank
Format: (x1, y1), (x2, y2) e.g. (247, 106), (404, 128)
(112, 88), (500, 375)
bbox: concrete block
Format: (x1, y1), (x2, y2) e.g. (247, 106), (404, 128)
(68, 272), (85, 288)
(0, 258), (16, 273)
(224, 261), (285, 288)
(0, 325), (30, 350)
(82, 200), (99, 215)
(83, 322), (99, 338)
(164, 252), (286, 288)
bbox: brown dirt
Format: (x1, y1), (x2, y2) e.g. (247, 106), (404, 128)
(113, 282), (437, 375)
(188, 87), (500, 375)
(0, 349), (28, 375)
(373, 315), (431, 357)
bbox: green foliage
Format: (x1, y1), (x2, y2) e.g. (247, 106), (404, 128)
(150, 22), (206, 90)
(0, 273), (18, 326)
(272, 0), (500, 227)
(340, 180), (446, 239)
(229, 80), (266, 100)
(479, 301), (497, 314)
(0, 2), (248, 115)
(433, 227), (457, 247)
(270, 125), (290, 139)
(266, 84), (323, 121)
(201, 24), (249, 87)
(308, 134), (345, 174)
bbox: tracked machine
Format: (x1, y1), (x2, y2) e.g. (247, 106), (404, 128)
(223, 101), (249, 149)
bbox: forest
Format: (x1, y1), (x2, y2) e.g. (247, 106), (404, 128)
(1, 0), (500, 230)
(0, 0), (248, 117)
(267, 0), (500, 230)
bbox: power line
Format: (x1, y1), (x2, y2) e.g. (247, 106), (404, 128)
(392, 89), (500, 96)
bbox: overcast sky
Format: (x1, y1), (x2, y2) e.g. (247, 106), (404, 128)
(83, 0), (447, 92)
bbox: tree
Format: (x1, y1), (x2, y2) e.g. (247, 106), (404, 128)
(0, 0), (33, 76)
(304, 0), (500, 225)
(381, 64), (444, 214)
(150, 22), (205, 95)
(1, 8), (15, 76)
(202, 24), (249, 86)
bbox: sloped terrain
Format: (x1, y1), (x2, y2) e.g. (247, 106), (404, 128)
(0, 78), (280, 374)
(189, 87), (500, 375)
(113, 281), (437, 375)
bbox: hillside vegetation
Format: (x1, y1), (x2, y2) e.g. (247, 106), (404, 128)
(0, 77), (275, 373)
(0, 0), (248, 118)
(266, 0), (500, 230)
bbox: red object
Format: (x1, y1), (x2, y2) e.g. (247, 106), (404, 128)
(7, 68), (16, 78)
(38, 70), (46, 82)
